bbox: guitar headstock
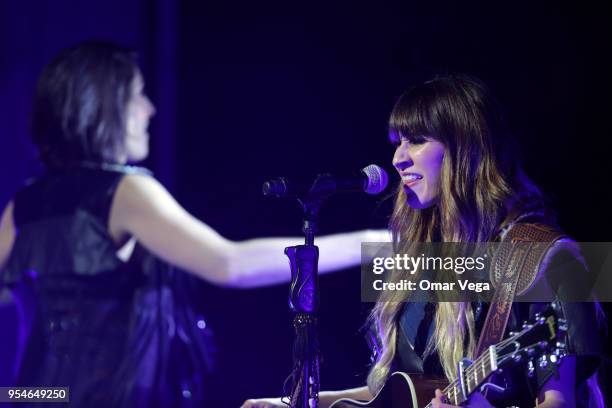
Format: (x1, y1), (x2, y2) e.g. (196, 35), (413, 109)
(495, 302), (568, 376)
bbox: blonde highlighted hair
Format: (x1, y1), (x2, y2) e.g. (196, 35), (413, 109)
(367, 75), (546, 391)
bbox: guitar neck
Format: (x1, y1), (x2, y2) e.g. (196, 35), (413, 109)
(424, 348), (496, 407)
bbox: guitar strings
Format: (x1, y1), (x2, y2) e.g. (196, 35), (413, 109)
(428, 318), (551, 407)
(439, 323), (535, 400)
(464, 322), (534, 379)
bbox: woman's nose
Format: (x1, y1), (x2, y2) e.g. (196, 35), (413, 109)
(393, 144), (412, 171)
(147, 97), (156, 116)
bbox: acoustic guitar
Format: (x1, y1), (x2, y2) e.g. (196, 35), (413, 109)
(330, 303), (567, 407)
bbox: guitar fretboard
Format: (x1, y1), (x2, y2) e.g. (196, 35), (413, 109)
(424, 347), (496, 407)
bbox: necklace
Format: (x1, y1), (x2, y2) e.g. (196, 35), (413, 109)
(62, 161), (153, 176)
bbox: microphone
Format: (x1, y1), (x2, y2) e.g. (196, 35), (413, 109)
(262, 164), (388, 198)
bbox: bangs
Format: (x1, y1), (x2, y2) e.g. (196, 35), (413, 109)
(388, 88), (438, 143)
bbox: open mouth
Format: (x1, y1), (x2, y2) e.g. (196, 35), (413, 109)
(401, 173), (422, 187)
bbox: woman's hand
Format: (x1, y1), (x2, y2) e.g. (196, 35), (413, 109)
(430, 389), (494, 408)
(240, 397), (286, 408)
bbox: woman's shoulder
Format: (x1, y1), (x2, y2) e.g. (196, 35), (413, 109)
(113, 170), (169, 209)
(109, 169), (179, 238)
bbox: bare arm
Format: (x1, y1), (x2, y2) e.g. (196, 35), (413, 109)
(318, 386), (372, 407)
(0, 201), (15, 270)
(110, 174), (387, 287)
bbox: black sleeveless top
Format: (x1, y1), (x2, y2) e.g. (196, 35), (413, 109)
(1, 166), (212, 407)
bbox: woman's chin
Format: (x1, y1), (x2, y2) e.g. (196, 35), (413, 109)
(406, 195), (435, 210)
(404, 186), (438, 210)
(126, 149), (149, 163)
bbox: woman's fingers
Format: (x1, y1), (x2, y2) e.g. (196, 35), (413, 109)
(430, 389), (458, 408)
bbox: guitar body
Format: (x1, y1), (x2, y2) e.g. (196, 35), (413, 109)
(329, 372), (448, 408)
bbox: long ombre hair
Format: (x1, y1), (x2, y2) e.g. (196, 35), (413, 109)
(367, 75), (546, 390)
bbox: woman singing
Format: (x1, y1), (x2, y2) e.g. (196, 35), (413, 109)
(243, 75), (604, 407)
(0, 41), (383, 407)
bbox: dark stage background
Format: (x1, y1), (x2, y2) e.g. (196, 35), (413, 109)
(1, 1), (611, 406)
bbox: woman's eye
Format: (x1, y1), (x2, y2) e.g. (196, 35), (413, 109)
(389, 135), (401, 147)
(402, 135), (428, 145)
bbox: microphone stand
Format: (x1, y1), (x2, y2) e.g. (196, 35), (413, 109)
(265, 169), (386, 408)
(283, 176), (337, 408)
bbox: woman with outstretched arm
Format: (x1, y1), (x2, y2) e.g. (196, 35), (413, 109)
(0, 41), (386, 407)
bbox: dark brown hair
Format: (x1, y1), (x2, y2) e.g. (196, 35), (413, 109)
(32, 41), (137, 166)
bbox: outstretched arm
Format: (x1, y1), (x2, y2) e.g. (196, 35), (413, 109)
(110, 174), (388, 287)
